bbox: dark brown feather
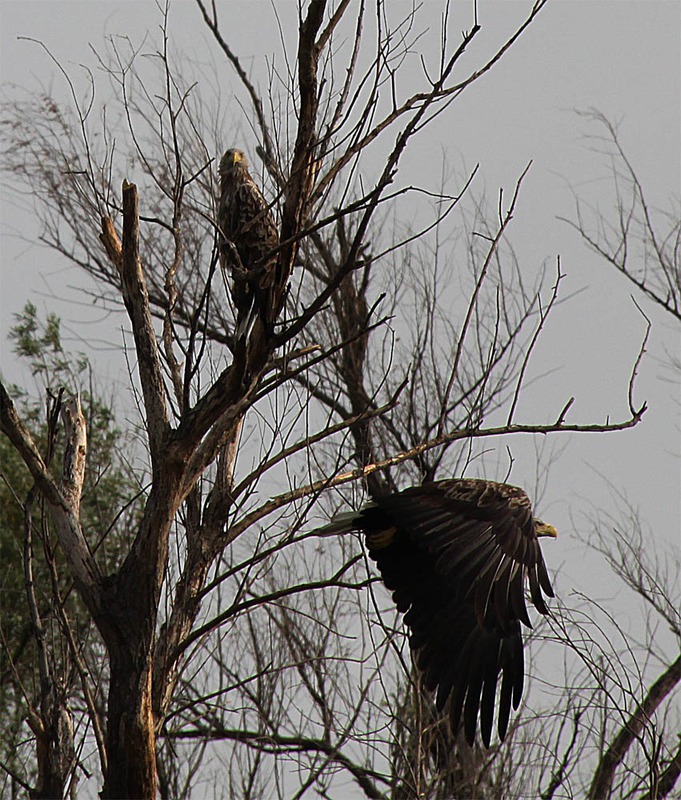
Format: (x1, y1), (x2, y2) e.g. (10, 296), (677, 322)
(320, 477), (556, 745)
(218, 148), (280, 338)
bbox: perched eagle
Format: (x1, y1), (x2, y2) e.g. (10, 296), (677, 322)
(217, 148), (280, 339)
(321, 478), (557, 747)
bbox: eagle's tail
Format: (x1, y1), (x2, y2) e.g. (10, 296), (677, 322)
(236, 293), (259, 341)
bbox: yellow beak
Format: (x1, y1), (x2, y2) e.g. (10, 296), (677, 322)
(536, 521), (558, 539)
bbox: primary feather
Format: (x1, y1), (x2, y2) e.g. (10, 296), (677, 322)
(320, 477), (556, 746)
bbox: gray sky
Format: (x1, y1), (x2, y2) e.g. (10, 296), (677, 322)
(2, 1), (677, 531)
(1, 0), (679, 795)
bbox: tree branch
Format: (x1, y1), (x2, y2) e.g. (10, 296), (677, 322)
(226, 407), (647, 543)
(166, 723), (388, 799)
(587, 655), (681, 800)
(114, 181), (169, 464)
(1, 383), (104, 616)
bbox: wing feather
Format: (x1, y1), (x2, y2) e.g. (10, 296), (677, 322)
(218, 152), (281, 336)
(479, 636), (502, 747)
(322, 477), (555, 745)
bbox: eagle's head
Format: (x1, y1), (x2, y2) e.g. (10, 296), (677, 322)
(219, 148), (248, 177)
(534, 519), (558, 538)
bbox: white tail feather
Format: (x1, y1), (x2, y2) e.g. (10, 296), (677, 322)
(236, 293), (258, 340)
(317, 507), (374, 536)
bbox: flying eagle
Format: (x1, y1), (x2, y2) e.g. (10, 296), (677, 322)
(321, 478), (557, 746)
(217, 148), (280, 339)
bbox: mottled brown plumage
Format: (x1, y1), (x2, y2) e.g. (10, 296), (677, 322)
(217, 148), (280, 338)
(320, 478), (557, 746)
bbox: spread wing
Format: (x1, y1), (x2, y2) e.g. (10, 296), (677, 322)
(322, 478), (555, 746)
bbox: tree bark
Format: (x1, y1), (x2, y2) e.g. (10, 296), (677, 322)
(101, 644), (156, 799)
(30, 699), (75, 800)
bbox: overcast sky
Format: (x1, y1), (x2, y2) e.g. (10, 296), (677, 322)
(1, 1), (679, 795)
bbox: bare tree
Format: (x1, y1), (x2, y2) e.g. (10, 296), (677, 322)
(538, 111), (681, 800)
(561, 110), (681, 324)
(531, 510), (681, 800)
(1, 3), (661, 798)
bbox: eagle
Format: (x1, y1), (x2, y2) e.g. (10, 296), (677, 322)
(217, 148), (280, 339)
(320, 478), (557, 747)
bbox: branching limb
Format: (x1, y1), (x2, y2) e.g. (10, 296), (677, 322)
(507, 256), (564, 425)
(193, 0), (277, 166)
(226, 405), (647, 545)
(1, 383), (104, 611)
(115, 181), (170, 463)
(178, 557), (368, 658)
(166, 723), (389, 799)
(560, 110), (681, 322)
(587, 655), (681, 800)
(638, 738), (681, 800)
